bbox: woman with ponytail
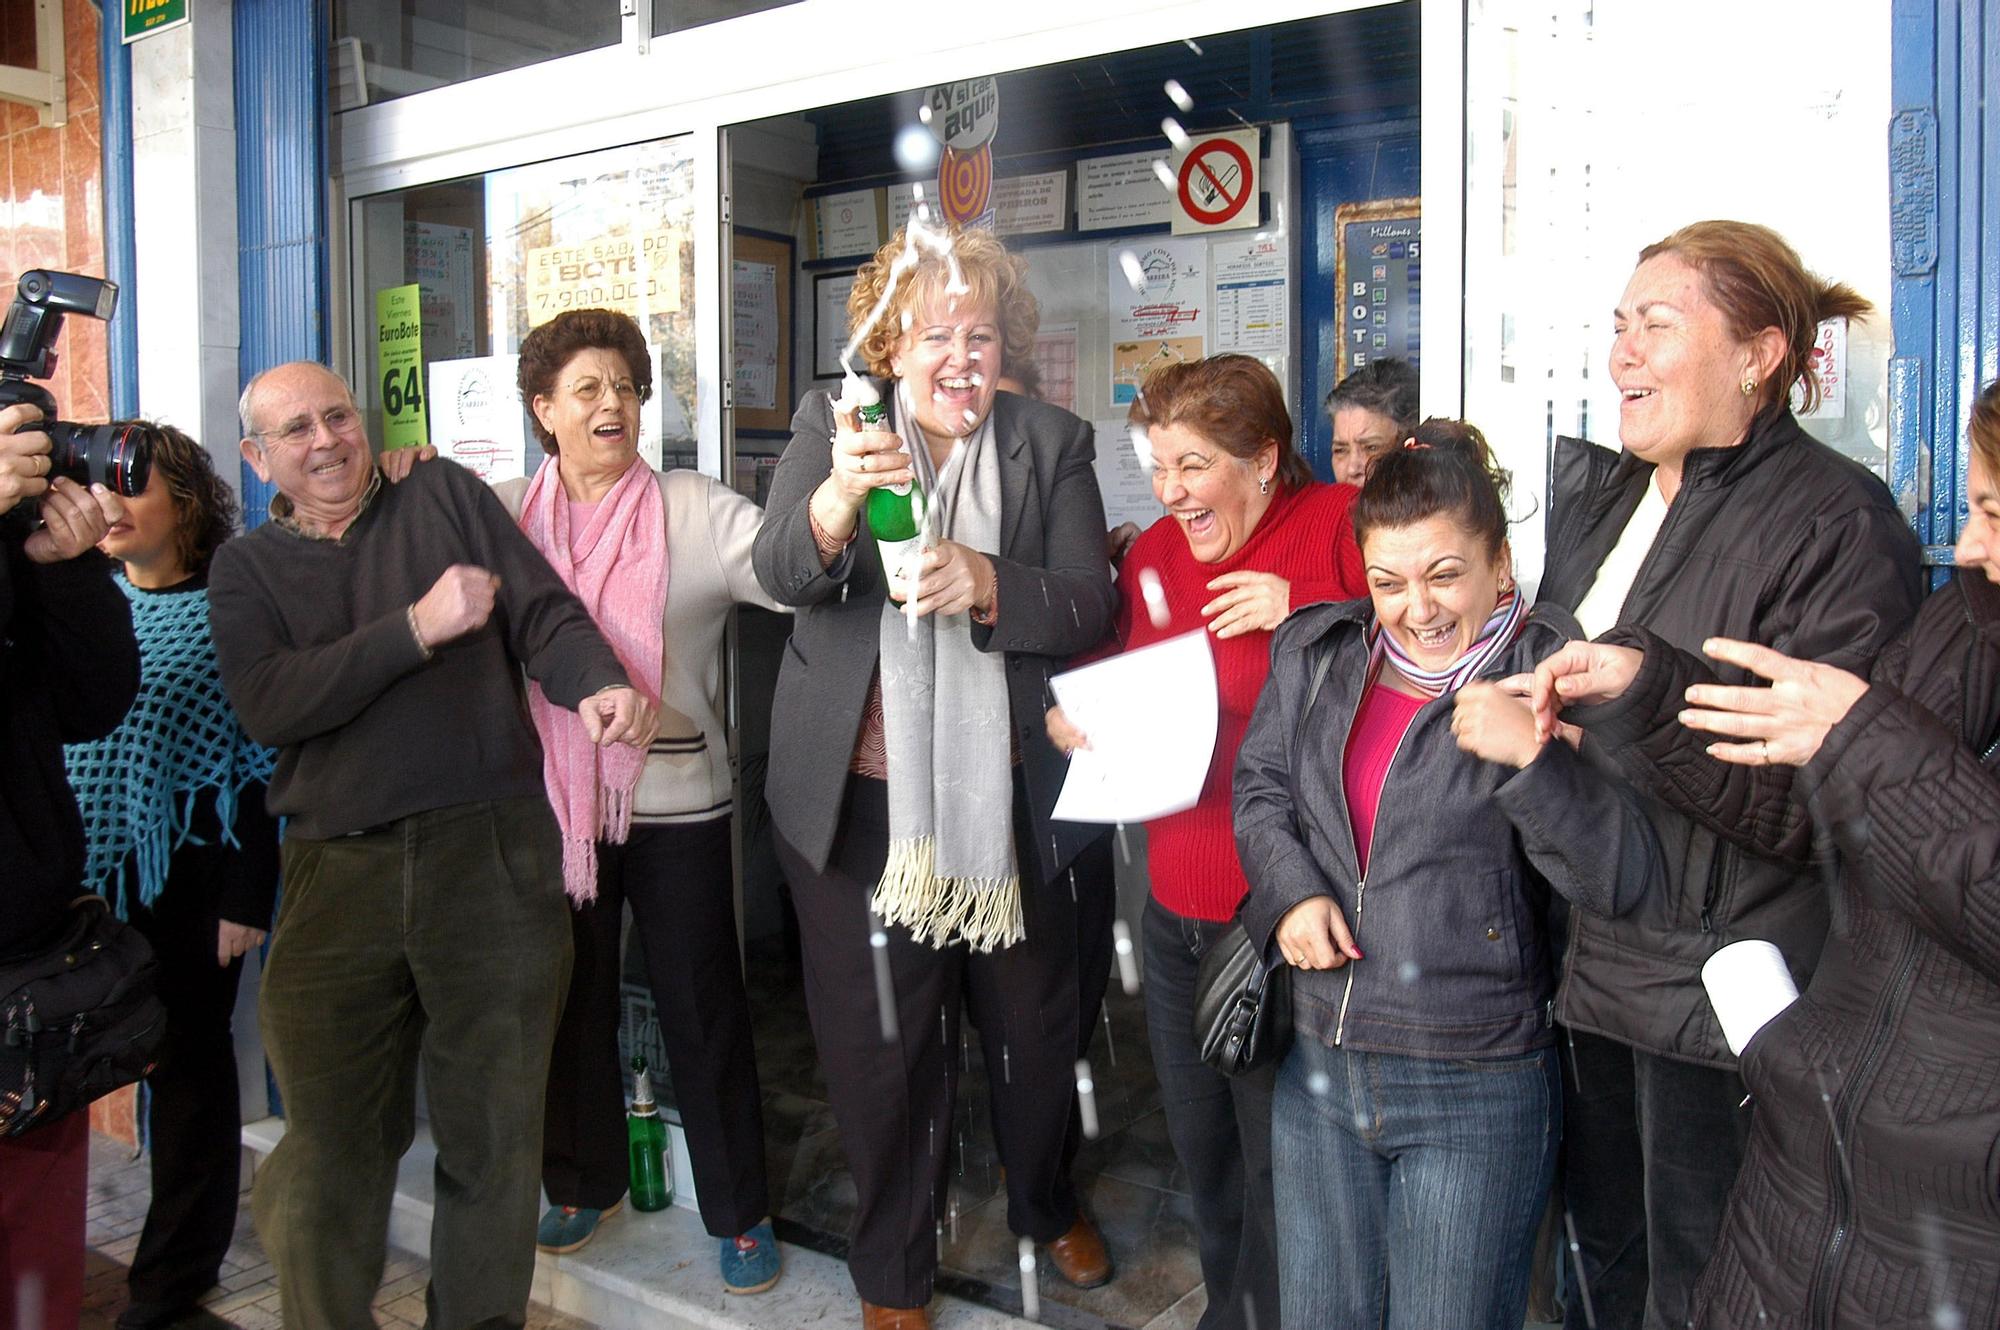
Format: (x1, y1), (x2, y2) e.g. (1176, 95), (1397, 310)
(1533, 221), (1924, 1329)
(1233, 420), (1664, 1329)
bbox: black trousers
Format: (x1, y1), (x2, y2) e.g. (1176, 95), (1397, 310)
(775, 776), (1111, 1309)
(1141, 896), (1277, 1330)
(1561, 1027), (1751, 1330)
(541, 817), (771, 1238)
(121, 844), (251, 1311)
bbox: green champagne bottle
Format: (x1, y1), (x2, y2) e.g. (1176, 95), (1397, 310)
(851, 382), (924, 585)
(626, 1056), (672, 1212)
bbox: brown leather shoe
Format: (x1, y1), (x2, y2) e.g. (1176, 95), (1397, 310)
(1043, 1214), (1113, 1289)
(860, 1298), (931, 1329)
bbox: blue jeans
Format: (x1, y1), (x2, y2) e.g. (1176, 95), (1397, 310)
(1272, 1038), (1560, 1330)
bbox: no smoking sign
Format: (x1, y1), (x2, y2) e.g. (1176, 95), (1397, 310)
(1172, 128), (1259, 234)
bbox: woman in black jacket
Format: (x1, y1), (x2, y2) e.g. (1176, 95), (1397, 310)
(1234, 423), (1662, 1329)
(1531, 379), (2000, 1328)
(1534, 220), (1923, 1328)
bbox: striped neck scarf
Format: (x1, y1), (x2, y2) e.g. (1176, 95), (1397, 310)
(1370, 588), (1526, 697)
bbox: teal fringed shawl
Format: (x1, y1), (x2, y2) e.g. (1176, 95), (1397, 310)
(64, 575), (276, 910)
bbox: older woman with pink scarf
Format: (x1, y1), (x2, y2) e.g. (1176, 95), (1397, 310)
(488, 308), (787, 1287)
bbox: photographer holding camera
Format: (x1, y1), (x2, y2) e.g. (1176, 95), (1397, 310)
(0, 397), (141, 1330)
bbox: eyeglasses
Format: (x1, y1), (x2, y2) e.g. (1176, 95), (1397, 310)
(563, 376), (640, 403)
(256, 405), (360, 449)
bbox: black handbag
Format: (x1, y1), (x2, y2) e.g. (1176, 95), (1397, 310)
(0, 895), (166, 1137)
(1192, 920), (1293, 1076)
(1190, 636), (1340, 1077)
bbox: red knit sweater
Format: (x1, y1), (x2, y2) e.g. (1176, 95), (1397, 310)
(1111, 481), (1366, 921)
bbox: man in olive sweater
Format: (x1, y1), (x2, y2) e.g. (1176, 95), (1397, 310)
(208, 362), (656, 1329)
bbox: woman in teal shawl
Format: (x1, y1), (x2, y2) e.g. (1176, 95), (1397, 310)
(65, 421), (279, 1329)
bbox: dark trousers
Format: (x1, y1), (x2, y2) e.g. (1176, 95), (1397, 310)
(1561, 1027), (1752, 1330)
(1141, 897), (1277, 1330)
(774, 777), (1102, 1309)
(254, 799), (572, 1330)
(0, 1108), (88, 1330)
(121, 848), (251, 1312)
(541, 817), (770, 1237)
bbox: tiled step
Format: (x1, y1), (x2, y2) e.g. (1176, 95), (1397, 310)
(240, 1117), (1035, 1330)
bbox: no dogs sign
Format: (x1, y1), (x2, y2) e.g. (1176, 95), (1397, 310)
(1172, 129), (1259, 235)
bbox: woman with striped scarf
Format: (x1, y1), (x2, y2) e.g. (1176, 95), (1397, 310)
(1232, 420), (1665, 1330)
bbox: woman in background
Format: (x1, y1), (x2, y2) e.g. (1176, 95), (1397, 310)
(1326, 358), (1419, 488)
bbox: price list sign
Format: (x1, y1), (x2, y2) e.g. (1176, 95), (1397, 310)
(1334, 199), (1421, 380)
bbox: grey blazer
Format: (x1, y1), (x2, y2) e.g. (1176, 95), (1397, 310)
(752, 383), (1117, 881)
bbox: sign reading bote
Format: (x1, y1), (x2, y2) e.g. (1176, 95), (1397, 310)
(122, 0), (189, 43)
(525, 230), (684, 329)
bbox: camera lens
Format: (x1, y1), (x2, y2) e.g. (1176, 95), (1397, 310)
(50, 422), (151, 497)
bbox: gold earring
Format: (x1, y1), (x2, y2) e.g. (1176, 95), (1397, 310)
(1741, 377), (1757, 396)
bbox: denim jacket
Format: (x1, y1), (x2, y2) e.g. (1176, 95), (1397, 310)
(1234, 599), (1663, 1059)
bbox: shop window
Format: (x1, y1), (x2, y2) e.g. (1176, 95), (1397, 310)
(333, 0), (621, 107)
(351, 136), (698, 481)
(718, 11), (1419, 1323)
(1462, 0), (1894, 583)
(651, 0), (799, 38)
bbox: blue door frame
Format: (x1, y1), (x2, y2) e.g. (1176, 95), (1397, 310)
(1889, 0), (1998, 568)
(1297, 115), (1420, 481)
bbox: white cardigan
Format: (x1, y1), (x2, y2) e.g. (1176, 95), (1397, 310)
(495, 467), (786, 825)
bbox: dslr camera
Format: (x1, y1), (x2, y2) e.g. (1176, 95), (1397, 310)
(0, 269), (149, 500)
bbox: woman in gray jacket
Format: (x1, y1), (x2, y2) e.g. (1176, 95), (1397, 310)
(751, 225), (1116, 1330)
(1235, 422), (1662, 1330)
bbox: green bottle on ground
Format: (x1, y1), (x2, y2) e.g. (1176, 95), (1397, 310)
(626, 1055), (672, 1212)
(849, 378), (924, 586)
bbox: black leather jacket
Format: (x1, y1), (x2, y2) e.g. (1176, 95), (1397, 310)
(1604, 575), (2000, 1330)
(0, 542), (137, 956)
(1234, 599), (1663, 1059)
(1544, 406), (1923, 1066)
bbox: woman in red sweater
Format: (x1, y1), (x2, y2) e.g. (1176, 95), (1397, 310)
(1046, 354), (1365, 1330)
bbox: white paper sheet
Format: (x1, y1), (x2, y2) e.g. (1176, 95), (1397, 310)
(1051, 630), (1217, 824)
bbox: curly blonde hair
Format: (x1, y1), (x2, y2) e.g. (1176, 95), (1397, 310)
(843, 225), (1039, 380)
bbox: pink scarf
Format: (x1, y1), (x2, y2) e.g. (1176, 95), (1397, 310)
(518, 455), (668, 902)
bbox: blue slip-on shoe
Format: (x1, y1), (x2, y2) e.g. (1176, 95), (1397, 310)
(536, 1200), (621, 1254)
(720, 1220), (782, 1294)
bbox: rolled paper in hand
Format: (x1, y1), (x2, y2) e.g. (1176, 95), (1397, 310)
(1701, 939), (1800, 1056)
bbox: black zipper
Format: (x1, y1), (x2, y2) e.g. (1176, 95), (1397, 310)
(1803, 924), (1921, 1328)
(1699, 844), (1728, 933)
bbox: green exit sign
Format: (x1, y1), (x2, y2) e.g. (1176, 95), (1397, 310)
(122, 0), (188, 43)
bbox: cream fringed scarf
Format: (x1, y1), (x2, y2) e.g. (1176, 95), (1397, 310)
(871, 383), (1021, 951)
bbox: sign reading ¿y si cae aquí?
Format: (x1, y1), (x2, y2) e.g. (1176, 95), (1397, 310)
(123, 0), (188, 43)
(375, 284), (428, 450)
